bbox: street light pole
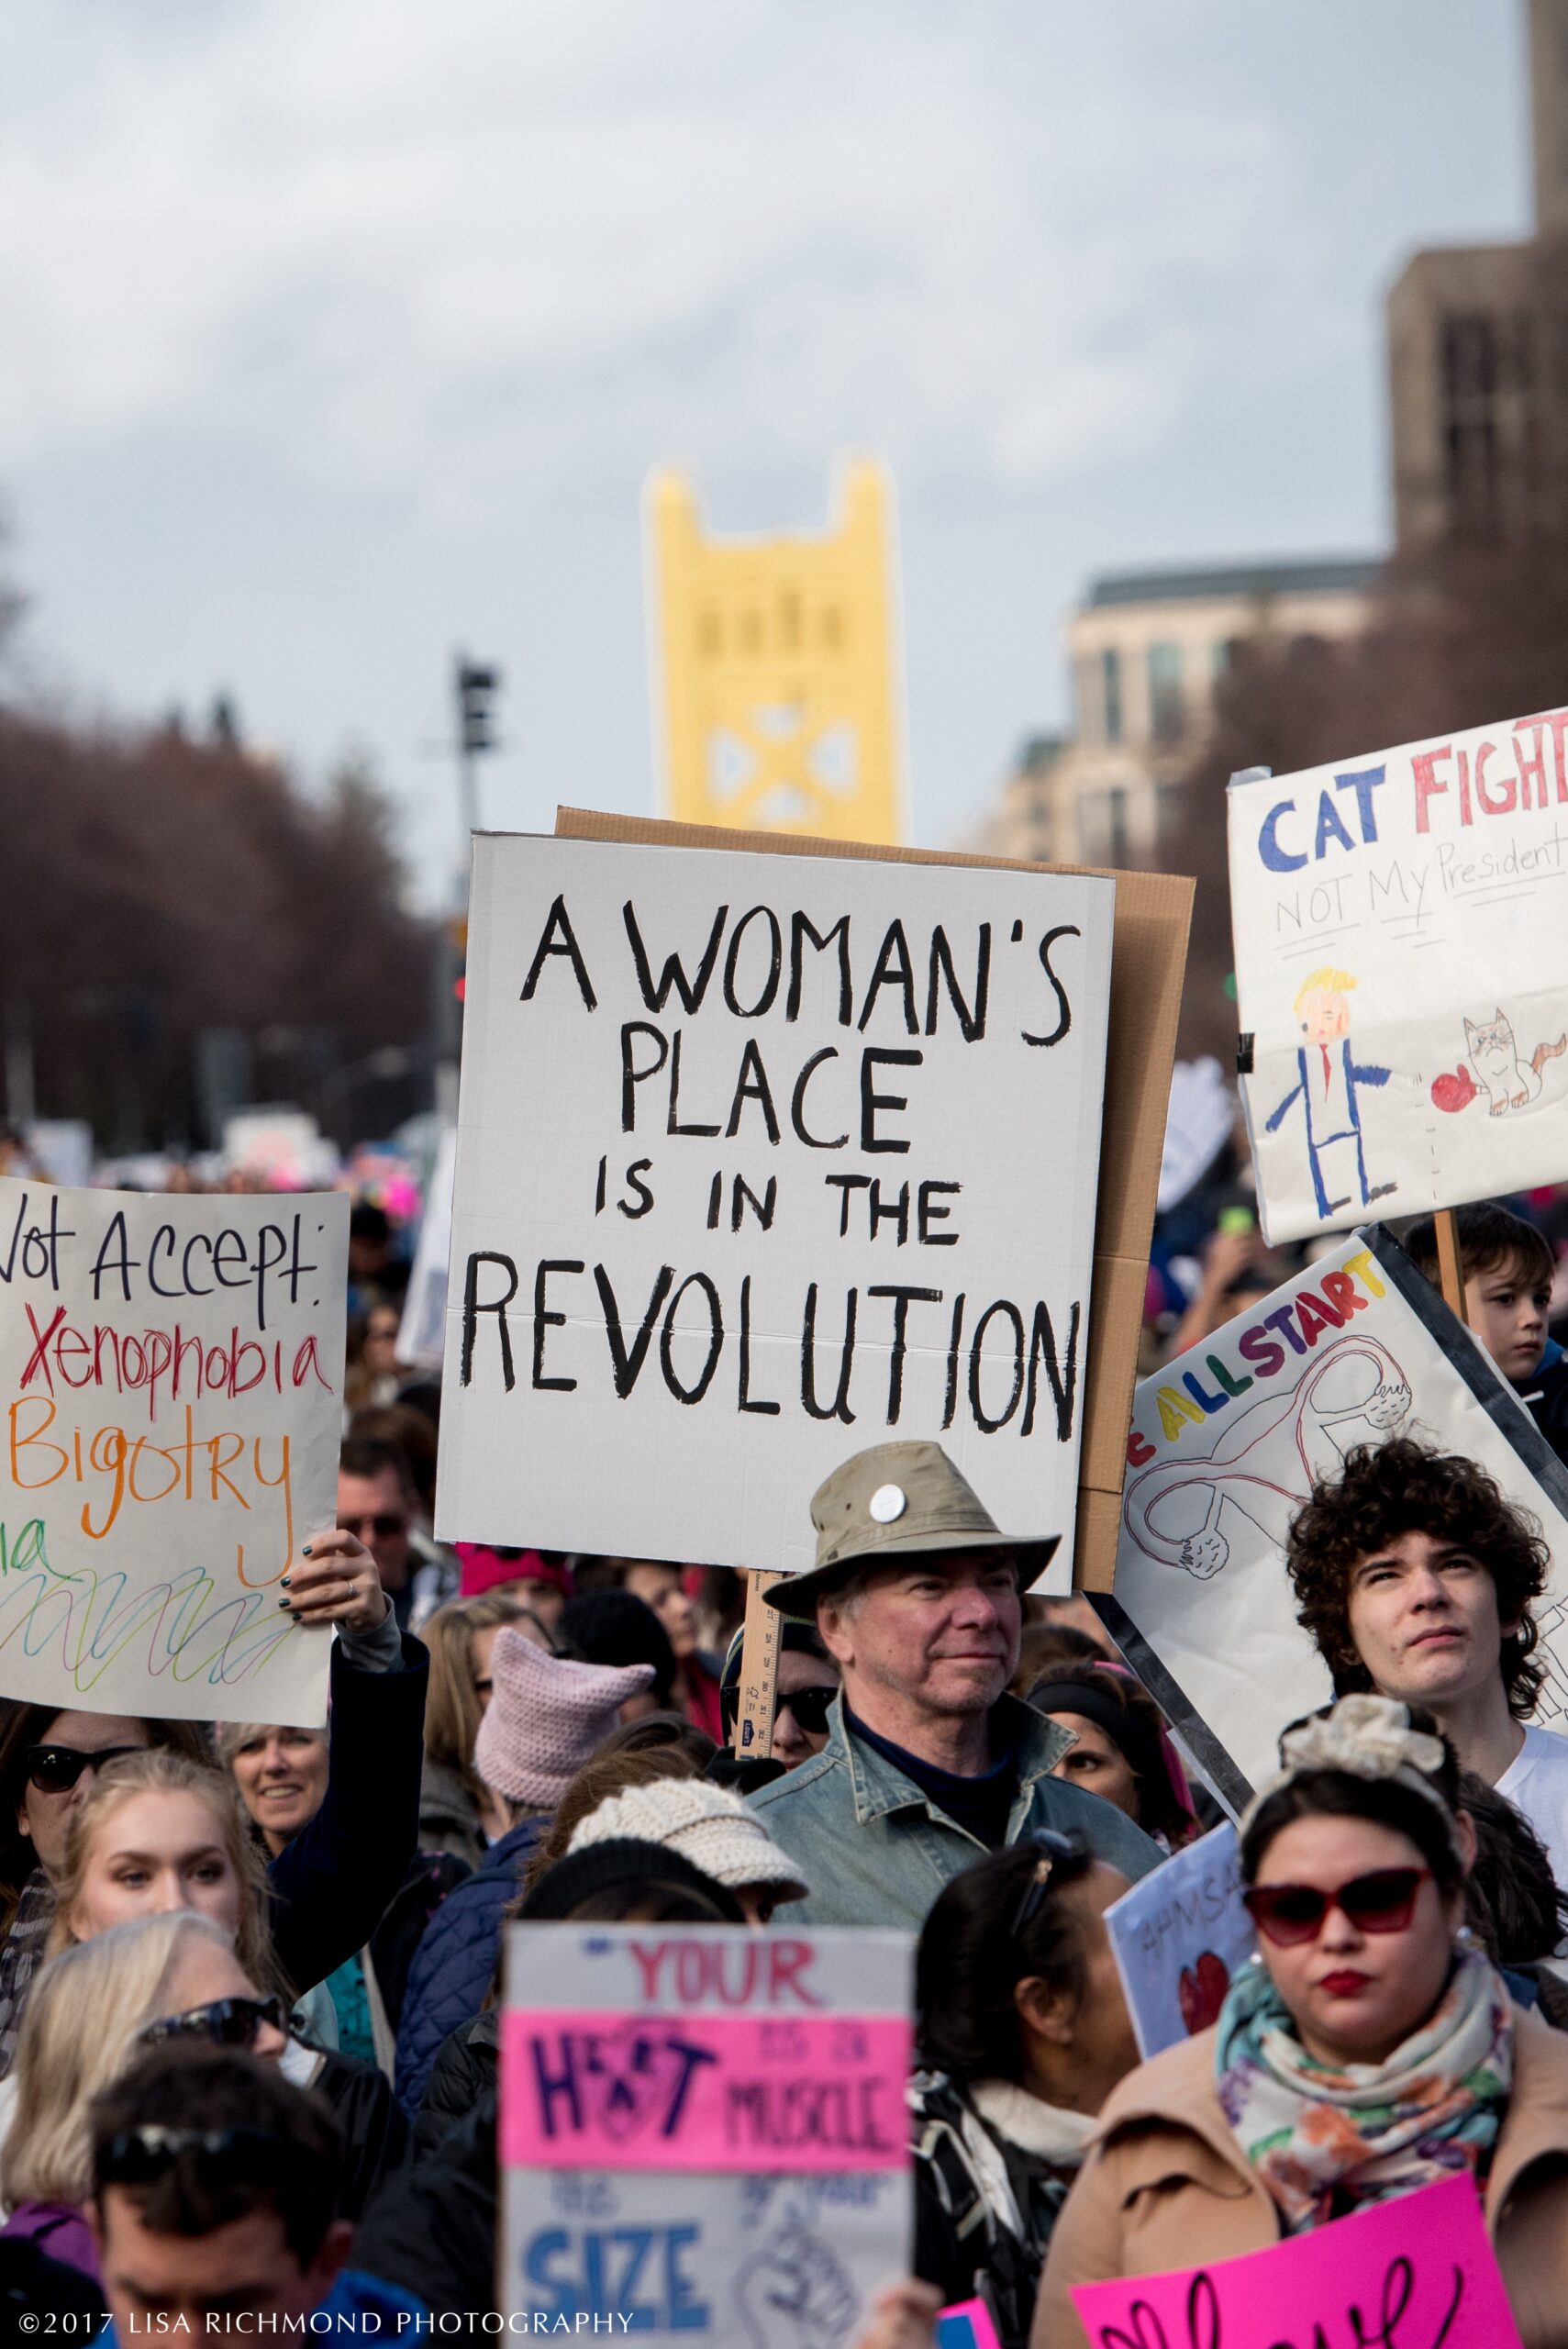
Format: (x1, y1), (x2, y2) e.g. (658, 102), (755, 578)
(433, 653), (503, 1120)
(454, 652), (501, 866)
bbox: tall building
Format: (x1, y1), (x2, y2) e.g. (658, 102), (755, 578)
(969, 557), (1376, 866)
(1387, 0), (1568, 547)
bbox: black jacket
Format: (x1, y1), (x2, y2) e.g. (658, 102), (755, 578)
(307, 2046), (411, 2219)
(911, 2072), (1082, 2349)
(415, 2009), (498, 2157)
(269, 1632), (428, 1994)
(353, 2085), (498, 2317)
(368, 1847), (470, 2032)
(1523, 1351), (1568, 1476)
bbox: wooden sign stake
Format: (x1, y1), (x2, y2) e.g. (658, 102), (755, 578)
(734, 1569), (783, 1760)
(1433, 1208), (1469, 1327)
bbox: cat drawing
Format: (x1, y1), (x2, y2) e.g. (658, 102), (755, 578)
(1463, 1010), (1568, 1115)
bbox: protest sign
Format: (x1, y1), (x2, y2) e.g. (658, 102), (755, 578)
(1157, 1057), (1234, 1216)
(395, 1125), (456, 1371)
(439, 831), (1116, 1586)
(1229, 711), (1568, 1243)
(0, 1179), (346, 1725)
(1104, 1823), (1256, 2060)
(552, 809), (1194, 1596)
(223, 1108), (337, 1189)
(1071, 2171), (1523, 2348)
(1102, 1224), (1568, 1809)
(501, 1922), (912, 2344)
(937, 2303), (1002, 2349)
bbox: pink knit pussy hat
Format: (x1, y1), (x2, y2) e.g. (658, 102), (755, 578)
(473, 1627), (654, 1809)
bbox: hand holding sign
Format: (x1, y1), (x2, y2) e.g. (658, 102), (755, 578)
(846, 2282), (946, 2349)
(280, 1528), (389, 1634)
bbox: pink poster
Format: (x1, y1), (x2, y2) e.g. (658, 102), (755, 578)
(1070, 2174), (1523, 2347)
(501, 2007), (911, 2174)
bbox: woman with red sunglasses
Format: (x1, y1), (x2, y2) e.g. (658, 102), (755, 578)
(1033, 1693), (1568, 2349)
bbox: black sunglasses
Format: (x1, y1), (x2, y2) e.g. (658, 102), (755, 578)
(1010, 1830), (1083, 1936)
(139, 1995), (289, 2054)
(777, 1685), (837, 1735)
(339, 1512), (407, 1539)
(22, 1743), (141, 1795)
(98, 2124), (292, 2190)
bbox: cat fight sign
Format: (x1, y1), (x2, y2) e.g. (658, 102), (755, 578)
(1228, 709), (1568, 1241)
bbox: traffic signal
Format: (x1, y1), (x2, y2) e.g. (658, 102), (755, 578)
(457, 659), (501, 754)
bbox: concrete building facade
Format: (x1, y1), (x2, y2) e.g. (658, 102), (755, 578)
(1387, 0), (1568, 548)
(971, 558), (1376, 867)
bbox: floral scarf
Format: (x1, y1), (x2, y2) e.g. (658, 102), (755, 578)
(1215, 1946), (1512, 2233)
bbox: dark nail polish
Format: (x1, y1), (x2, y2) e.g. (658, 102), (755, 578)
(277, 1598), (292, 1609)
(302, 1544), (313, 1556)
(280, 1576), (291, 1588)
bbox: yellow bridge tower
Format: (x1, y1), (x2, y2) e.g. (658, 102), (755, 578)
(645, 458), (906, 844)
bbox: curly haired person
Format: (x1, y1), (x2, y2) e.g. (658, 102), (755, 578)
(1286, 1437), (1568, 1888)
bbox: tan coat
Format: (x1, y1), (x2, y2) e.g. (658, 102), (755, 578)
(1032, 2003), (1568, 2349)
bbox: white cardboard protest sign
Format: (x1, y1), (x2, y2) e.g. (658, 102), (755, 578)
(1104, 1822), (1256, 2060)
(395, 1125), (456, 1372)
(0, 1180), (346, 1725)
(1228, 712), (1568, 1242)
(438, 834), (1114, 1583)
(1100, 1225), (1568, 1809)
(500, 1922), (912, 2345)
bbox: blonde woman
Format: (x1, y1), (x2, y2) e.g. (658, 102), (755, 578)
(47, 1748), (283, 1996)
(50, 1760), (408, 2217)
(0, 1910), (284, 2279)
(418, 1592), (537, 1865)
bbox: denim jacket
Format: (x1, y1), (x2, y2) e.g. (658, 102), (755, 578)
(747, 1693), (1162, 1930)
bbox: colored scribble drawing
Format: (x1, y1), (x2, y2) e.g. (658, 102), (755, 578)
(0, 1543), (299, 1694)
(1264, 968), (1396, 1220)
(1122, 1337), (1413, 1580)
(1530, 1599), (1568, 1731)
(1429, 1009), (1568, 1119)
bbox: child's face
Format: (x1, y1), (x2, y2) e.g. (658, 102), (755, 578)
(1465, 1254), (1551, 1384)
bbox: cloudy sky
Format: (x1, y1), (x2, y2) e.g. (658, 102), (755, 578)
(0, 1), (1529, 896)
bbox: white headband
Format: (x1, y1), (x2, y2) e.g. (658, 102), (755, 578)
(1239, 1693), (1462, 1857)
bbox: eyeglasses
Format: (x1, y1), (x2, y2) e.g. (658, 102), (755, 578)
(339, 1513), (407, 1540)
(1242, 1866), (1431, 1947)
(139, 1996), (289, 2054)
(776, 1685), (836, 1736)
(22, 1743), (141, 1795)
(98, 2125), (291, 2189)
(1010, 1830), (1083, 1936)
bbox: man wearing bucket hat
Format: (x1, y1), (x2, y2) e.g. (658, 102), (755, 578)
(747, 1441), (1160, 1929)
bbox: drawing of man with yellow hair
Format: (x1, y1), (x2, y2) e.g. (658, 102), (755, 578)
(1264, 966), (1396, 1219)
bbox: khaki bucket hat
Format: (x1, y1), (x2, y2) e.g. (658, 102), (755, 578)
(766, 1439), (1060, 1620)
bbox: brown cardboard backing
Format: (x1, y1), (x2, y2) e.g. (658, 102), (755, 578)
(554, 807), (1193, 1591)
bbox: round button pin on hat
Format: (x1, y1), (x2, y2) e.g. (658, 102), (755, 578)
(764, 1439), (1062, 1620)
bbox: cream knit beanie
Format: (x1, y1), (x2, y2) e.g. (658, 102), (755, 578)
(567, 1776), (808, 1900)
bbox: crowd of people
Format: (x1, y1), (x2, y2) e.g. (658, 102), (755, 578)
(4, 1170), (1568, 2347)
